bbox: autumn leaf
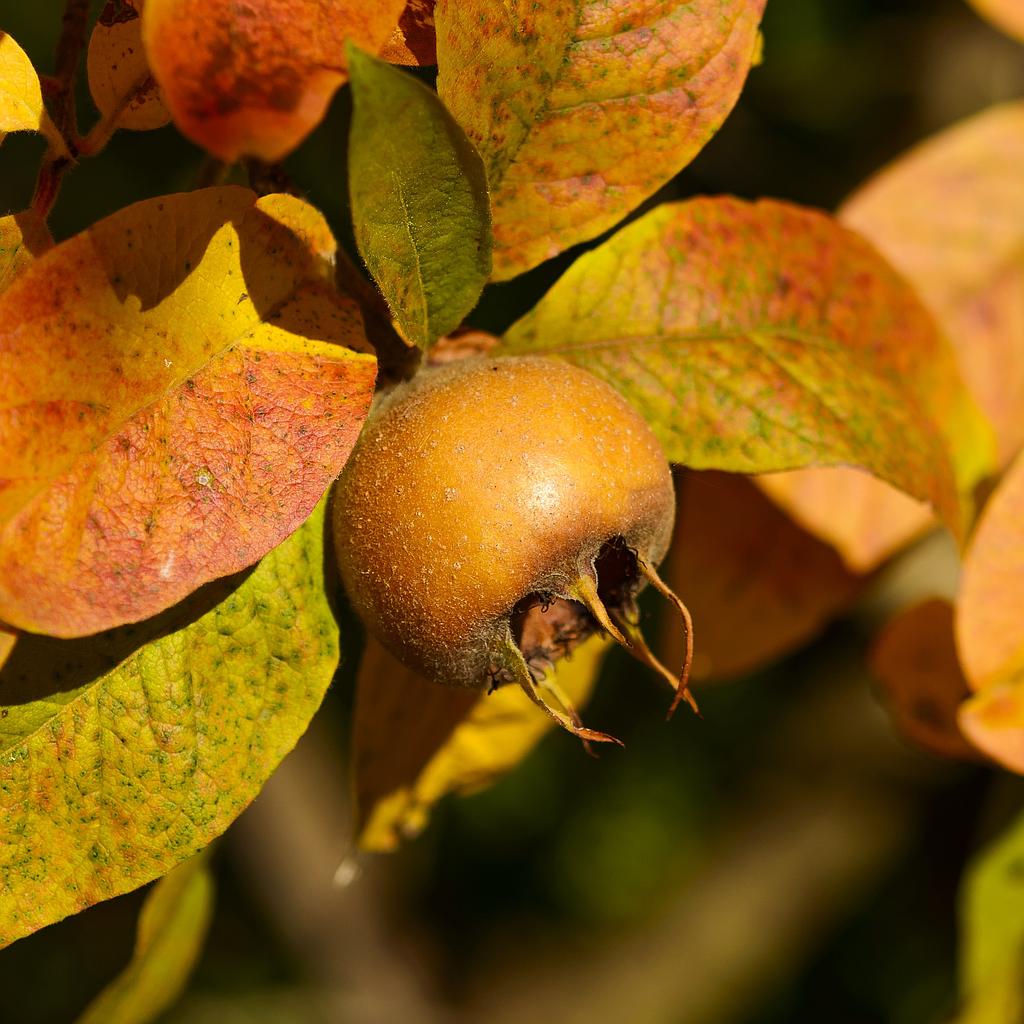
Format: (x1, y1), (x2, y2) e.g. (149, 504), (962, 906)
(965, 0), (1024, 42)
(955, 810), (1024, 1023)
(435, 0), (766, 280)
(0, 32), (66, 153)
(379, 0), (436, 65)
(499, 197), (972, 536)
(0, 208), (52, 296)
(756, 470), (935, 574)
(869, 599), (979, 761)
(87, 0), (170, 133)
(0, 500), (336, 947)
(0, 628), (13, 671)
(347, 46), (490, 351)
(142, 0), (406, 160)
(0, 186), (376, 638)
(77, 851), (214, 1024)
(659, 471), (860, 682)
(354, 635), (609, 852)
(842, 102), (1024, 467)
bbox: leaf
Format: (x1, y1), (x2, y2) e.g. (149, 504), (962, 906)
(659, 471), (860, 682)
(0, 208), (52, 296)
(0, 186), (376, 637)
(0, 32), (65, 152)
(755, 469), (935, 574)
(354, 634), (609, 852)
(957, 450), (1024, 689)
(347, 46), (490, 350)
(499, 197), (973, 536)
(956, 809), (1024, 1023)
(869, 598), (979, 761)
(435, 0), (766, 281)
(87, 0), (171, 132)
(966, 0), (1024, 43)
(842, 101), (1024, 466)
(0, 499), (337, 946)
(141, 0), (406, 160)
(0, 628), (14, 671)
(379, 0), (436, 65)
(958, 676), (1024, 775)
(77, 850), (214, 1024)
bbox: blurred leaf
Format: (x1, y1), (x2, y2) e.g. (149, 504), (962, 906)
(354, 634), (609, 852)
(756, 469), (935, 574)
(435, 0), (766, 280)
(0, 32), (65, 152)
(0, 187), (376, 637)
(869, 598), (979, 761)
(87, 0), (170, 132)
(0, 208), (51, 295)
(500, 197), (974, 538)
(843, 101), (1024, 466)
(965, 0), (1024, 43)
(379, 0), (436, 65)
(0, 499), (338, 946)
(660, 471), (860, 681)
(957, 450), (1024, 689)
(956, 809), (1024, 1022)
(958, 676), (1024, 775)
(77, 850), (214, 1024)
(0, 628), (13, 670)
(348, 46), (490, 350)
(141, 0), (406, 160)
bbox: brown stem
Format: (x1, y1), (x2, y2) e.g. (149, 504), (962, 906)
(51, 0), (91, 143)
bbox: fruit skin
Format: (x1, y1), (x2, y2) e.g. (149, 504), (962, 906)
(332, 355), (675, 692)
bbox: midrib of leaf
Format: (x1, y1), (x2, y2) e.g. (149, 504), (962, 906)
(390, 166), (430, 342)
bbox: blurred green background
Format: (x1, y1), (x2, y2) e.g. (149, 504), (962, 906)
(2, 1), (1023, 1021)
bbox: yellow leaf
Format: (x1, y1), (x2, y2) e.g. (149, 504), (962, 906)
(354, 635), (610, 852)
(0, 208), (52, 297)
(966, 0), (1024, 42)
(77, 851), (214, 1024)
(0, 33), (66, 153)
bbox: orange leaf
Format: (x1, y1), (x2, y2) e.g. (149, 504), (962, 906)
(379, 0), (436, 65)
(660, 471), (860, 681)
(870, 598), (979, 762)
(756, 469), (934, 574)
(966, 0), (1024, 42)
(436, 0), (766, 280)
(959, 677), (1024, 775)
(142, 0), (406, 160)
(0, 187), (376, 636)
(842, 102), (1024, 467)
(87, 0), (170, 132)
(957, 450), (1024, 690)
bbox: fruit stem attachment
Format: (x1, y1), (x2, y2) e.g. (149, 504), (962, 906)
(636, 558), (697, 719)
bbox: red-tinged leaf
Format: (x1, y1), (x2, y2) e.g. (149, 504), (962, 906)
(142, 0), (406, 160)
(500, 197), (974, 538)
(957, 451), (1024, 689)
(870, 598), (980, 762)
(756, 469), (934, 574)
(0, 187), (376, 637)
(379, 0), (436, 65)
(435, 0), (766, 280)
(87, 0), (170, 133)
(353, 634), (609, 852)
(0, 209), (52, 296)
(958, 676), (1024, 775)
(842, 102), (1024, 466)
(659, 471), (860, 681)
(966, 0), (1024, 42)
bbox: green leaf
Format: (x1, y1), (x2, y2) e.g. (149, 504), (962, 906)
(77, 851), (215, 1024)
(347, 44), (491, 350)
(0, 500), (337, 946)
(499, 196), (979, 539)
(956, 810), (1024, 1022)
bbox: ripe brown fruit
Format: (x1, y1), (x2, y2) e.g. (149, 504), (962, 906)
(332, 355), (694, 744)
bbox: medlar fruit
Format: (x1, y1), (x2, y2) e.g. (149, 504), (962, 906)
(332, 355), (694, 745)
